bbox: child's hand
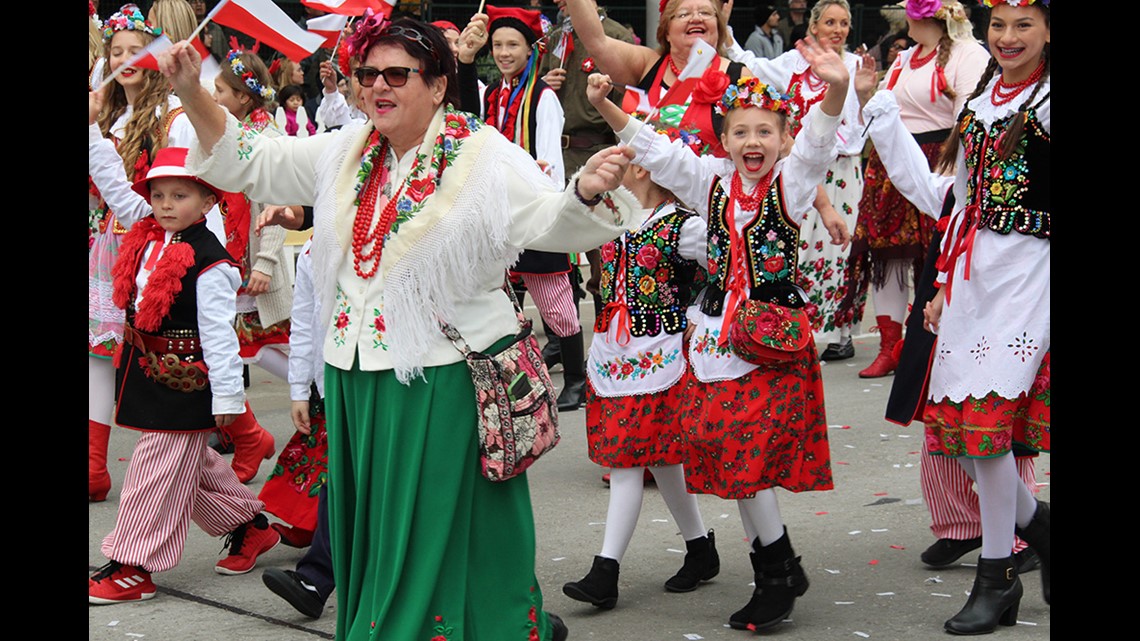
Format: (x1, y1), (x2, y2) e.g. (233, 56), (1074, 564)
(215, 413), (238, 428)
(247, 270), (272, 296)
(923, 288), (944, 334)
(577, 145), (635, 202)
(291, 401), (312, 435)
(90, 85), (108, 125)
(586, 73), (613, 107)
(256, 205), (303, 234)
(822, 207), (851, 249)
(319, 60), (337, 93)
(854, 53), (878, 107)
(458, 14), (489, 64)
(796, 35), (849, 86)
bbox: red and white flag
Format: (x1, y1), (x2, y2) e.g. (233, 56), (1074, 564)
(301, 0), (395, 17)
(129, 35), (212, 72)
(621, 86), (651, 116)
(306, 13), (350, 49)
(653, 40), (717, 110)
(207, 0), (326, 62)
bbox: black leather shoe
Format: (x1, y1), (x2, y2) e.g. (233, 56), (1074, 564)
(563, 555), (619, 609)
(546, 611), (569, 641)
(1013, 547), (1040, 574)
(262, 568), (325, 618)
(819, 339), (854, 361)
(921, 537), (983, 568)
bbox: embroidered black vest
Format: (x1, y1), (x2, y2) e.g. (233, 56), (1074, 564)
(598, 206), (703, 336)
(700, 175), (805, 316)
(116, 220), (237, 432)
(959, 96), (1050, 240)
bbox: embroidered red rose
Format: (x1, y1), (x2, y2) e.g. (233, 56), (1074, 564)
(528, 606), (537, 623)
(408, 176), (436, 203)
(656, 268), (670, 283)
(600, 241), (615, 263)
(621, 362), (634, 376)
(432, 636), (446, 641)
(335, 312), (350, 330)
(691, 67), (731, 106)
(374, 314), (386, 333)
(764, 255), (785, 273)
(756, 310), (781, 335)
(636, 245), (661, 269)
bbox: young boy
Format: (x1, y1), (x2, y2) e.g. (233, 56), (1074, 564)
(89, 147), (281, 605)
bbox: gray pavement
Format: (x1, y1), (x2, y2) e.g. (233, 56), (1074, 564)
(89, 291), (1050, 641)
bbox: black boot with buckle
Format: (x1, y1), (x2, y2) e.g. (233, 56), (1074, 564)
(728, 529), (809, 632)
(944, 555), (1023, 635)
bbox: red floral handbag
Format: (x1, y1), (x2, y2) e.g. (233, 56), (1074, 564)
(727, 300), (812, 364)
(440, 280), (560, 482)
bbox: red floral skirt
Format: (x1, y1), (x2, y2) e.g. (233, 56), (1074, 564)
(584, 370), (692, 468)
(682, 350), (833, 499)
(923, 352), (1050, 458)
(258, 406), (328, 531)
(235, 310), (290, 360)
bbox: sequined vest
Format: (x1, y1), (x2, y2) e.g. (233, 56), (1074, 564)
(597, 206), (703, 336)
(700, 175), (805, 316)
(960, 96), (1050, 239)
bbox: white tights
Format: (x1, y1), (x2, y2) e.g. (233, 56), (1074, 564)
(599, 465), (706, 563)
(957, 454), (1038, 559)
(870, 261), (911, 324)
(737, 488), (785, 548)
(89, 356), (116, 424)
(249, 346), (290, 382)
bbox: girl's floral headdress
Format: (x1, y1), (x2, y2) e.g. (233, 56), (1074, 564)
(227, 50), (276, 103)
(102, 4), (161, 43)
(980, 0), (1049, 7)
(707, 74), (798, 121)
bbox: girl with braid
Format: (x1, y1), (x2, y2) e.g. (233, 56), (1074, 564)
(915, 0), (1050, 633)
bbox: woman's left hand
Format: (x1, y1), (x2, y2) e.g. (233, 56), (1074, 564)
(576, 145), (635, 202)
(796, 35), (849, 86)
(247, 270), (272, 296)
(90, 85), (108, 125)
(854, 53), (878, 107)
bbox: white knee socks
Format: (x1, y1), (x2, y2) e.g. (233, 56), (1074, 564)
(599, 467), (646, 562)
(737, 489), (785, 548)
(650, 464), (706, 541)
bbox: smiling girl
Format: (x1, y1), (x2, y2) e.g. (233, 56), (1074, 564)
(588, 34), (849, 633)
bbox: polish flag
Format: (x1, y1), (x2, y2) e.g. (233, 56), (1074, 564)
(653, 40), (717, 110)
(307, 13), (350, 49)
(207, 0), (326, 62)
(301, 0), (395, 17)
(621, 86), (651, 116)
(130, 35), (211, 72)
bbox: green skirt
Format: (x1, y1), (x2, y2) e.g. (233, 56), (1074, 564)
(325, 345), (556, 641)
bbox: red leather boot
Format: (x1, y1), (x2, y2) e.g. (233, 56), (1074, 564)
(858, 316), (902, 378)
(89, 420), (112, 502)
(223, 402), (276, 484)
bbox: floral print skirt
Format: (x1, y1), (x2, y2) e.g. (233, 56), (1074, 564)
(924, 351), (1050, 458)
(235, 310), (290, 361)
(682, 350), (833, 499)
(323, 346), (558, 641)
(258, 390), (328, 531)
(797, 155), (862, 343)
(584, 369), (693, 469)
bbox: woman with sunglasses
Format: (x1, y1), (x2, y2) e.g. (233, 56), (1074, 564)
(159, 13), (641, 641)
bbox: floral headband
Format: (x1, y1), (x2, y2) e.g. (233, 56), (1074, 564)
(102, 4), (161, 42)
(698, 72), (799, 121)
(227, 50), (276, 103)
(980, 0), (1049, 7)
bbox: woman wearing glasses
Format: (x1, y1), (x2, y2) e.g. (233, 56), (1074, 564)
(563, 0), (747, 157)
(159, 14), (641, 641)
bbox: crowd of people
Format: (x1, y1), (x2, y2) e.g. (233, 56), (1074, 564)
(88, 0), (1049, 639)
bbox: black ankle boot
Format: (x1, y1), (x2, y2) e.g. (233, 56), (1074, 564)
(728, 530), (809, 632)
(665, 529), (720, 592)
(944, 556), (1023, 635)
(556, 331), (586, 412)
(563, 555), (619, 609)
(1014, 500), (1050, 605)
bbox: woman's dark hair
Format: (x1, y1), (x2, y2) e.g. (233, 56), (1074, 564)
(936, 4), (1049, 173)
(278, 84), (306, 107)
(880, 31), (914, 64)
(363, 17), (459, 108)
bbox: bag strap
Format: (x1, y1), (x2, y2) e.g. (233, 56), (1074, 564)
(439, 272), (525, 356)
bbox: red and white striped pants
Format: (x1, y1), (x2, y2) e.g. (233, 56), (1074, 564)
(921, 450), (1037, 552)
(520, 272), (580, 337)
(101, 430), (264, 573)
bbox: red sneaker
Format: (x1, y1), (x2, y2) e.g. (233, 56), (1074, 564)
(89, 561), (156, 604)
(215, 513), (281, 575)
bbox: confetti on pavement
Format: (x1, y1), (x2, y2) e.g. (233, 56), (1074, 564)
(890, 545), (905, 550)
(854, 632), (871, 638)
(868, 559), (879, 565)
(931, 593), (953, 597)
(683, 634), (704, 639)
(871, 528), (889, 532)
(667, 548), (684, 554)
(835, 601), (855, 605)
(825, 568), (841, 574)
(552, 557), (566, 561)
(877, 592), (895, 596)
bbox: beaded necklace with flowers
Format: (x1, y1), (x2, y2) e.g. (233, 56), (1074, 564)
(349, 106), (482, 279)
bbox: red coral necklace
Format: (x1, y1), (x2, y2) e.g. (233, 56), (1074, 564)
(730, 169), (773, 212)
(991, 59), (1045, 106)
(351, 138), (407, 280)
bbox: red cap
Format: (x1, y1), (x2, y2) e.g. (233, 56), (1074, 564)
(486, 5), (545, 44)
(430, 20), (460, 33)
(131, 147), (222, 204)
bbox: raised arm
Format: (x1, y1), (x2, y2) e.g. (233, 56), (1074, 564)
(158, 40), (227, 154)
(862, 90), (953, 219)
(563, 0), (658, 87)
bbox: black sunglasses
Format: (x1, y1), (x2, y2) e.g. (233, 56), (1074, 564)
(354, 66), (422, 88)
